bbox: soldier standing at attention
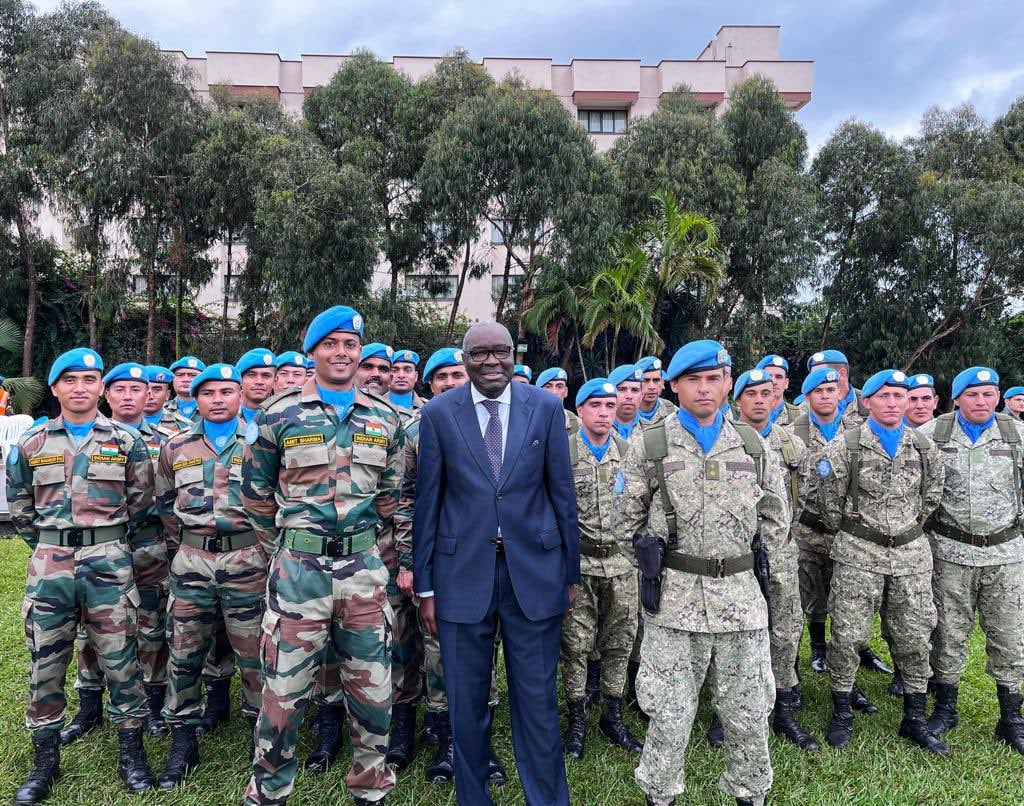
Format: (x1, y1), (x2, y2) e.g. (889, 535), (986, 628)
(918, 367), (1024, 753)
(817, 370), (947, 754)
(536, 367), (580, 432)
(635, 356), (677, 424)
(610, 364), (644, 441)
(274, 352), (309, 393)
(7, 348), (157, 802)
(155, 363), (270, 788)
(616, 340), (788, 806)
(512, 364), (532, 384)
(237, 349), (278, 423)
(143, 365), (187, 432)
(165, 356), (205, 422)
(804, 350), (870, 426)
(905, 374), (939, 428)
(242, 306), (403, 806)
(755, 355), (801, 428)
(1003, 386), (1024, 419)
(388, 349), (425, 415)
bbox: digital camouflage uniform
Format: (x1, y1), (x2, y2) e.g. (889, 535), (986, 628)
(817, 426), (943, 695)
(156, 418), (268, 726)
(616, 416), (788, 804)
(242, 381), (403, 805)
(6, 414), (154, 732)
(74, 419), (171, 696)
(918, 415), (1024, 689)
(637, 397), (677, 426)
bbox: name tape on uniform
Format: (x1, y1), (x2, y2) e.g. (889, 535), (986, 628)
(231, 455), (243, 465)
(172, 457), (203, 471)
(283, 433), (326, 449)
(28, 454), (65, 468)
(353, 433), (388, 447)
(91, 454), (127, 464)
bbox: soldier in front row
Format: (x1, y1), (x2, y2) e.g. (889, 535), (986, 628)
(7, 349), (158, 802)
(919, 367), (1024, 753)
(616, 340), (789, 806)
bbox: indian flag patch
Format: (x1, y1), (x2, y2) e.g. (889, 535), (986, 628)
(364, 422), (384, 438)
(99, 444), (120, 457)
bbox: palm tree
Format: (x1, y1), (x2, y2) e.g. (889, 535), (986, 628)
(582, 250), (660, 372)
(0, 317), (44, 414)
(522, 262), (591, 382)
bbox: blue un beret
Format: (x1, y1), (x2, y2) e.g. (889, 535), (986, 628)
(536, 368), (568, 388)
(734, 368), (773, 398)
(513, 364), (532, 381)
(794, 393), (806, 405)
(302, 305), (364, 353)
(575, 378), (618, 408)
(360, 343), (394, 364)
(862, 369), (910, 398)
(806, 349), (848, 371)
(170, 356), (205, 373)
(236, 348), (276, 375)
(756, 354), (789, 373)
(609, 364), (643, 388)
(102, 362), (148, 386)
(190, 363), (242, 396)
(952, 366), (999, 400)
(392, 349), (420, 367)
(146, 365), (173, 385)
(48, 348), (103, 385)
(1004, 386), (1024, 400)
(635, 356), (663, 375)
(802, 367), (841, 396)
(275, 351), (307, 369)
(907, 373), (935, 390)
(305, 357), (316, 369)
(665, 340), (730, 382)
(422, 348), (464, 383)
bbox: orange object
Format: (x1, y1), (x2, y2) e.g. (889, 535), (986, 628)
(0, 386), (10, 416)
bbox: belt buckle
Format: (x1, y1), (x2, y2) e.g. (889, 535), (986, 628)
(886, 535), (896, 549)
(707, 557), (725, 578)
(977, 534), (989, 548)
(66, 528), (84, 548)
(208, 535), (222, 552)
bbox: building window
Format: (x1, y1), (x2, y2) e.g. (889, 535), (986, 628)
(578, 109), (627, 134)
(132, 273), (171, 295)
(490, 220), (547, 245)
(406, 274), (457, 300)
(491, 275), (524, 300)
(223, 272), (244, 298)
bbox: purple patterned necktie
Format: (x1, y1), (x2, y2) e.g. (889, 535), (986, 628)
(482, 399), (503, 480)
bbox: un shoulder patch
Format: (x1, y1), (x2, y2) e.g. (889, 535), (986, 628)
(245, 419), (259, 445)
(613, 469), (626, 495)
(7, 445), (19, 465)
(817, 459), (832, 478)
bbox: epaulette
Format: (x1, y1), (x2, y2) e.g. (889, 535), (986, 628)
(361, 388), (401, 419)
(260, 385), (303, 411)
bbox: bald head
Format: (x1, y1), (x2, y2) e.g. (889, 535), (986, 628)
(463, 321), (512, 351)
(463, 321), (514, 398)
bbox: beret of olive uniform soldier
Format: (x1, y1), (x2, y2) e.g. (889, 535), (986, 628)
(806, 349), (848, 371)
(513, 364), (532, 381)
(951, 366), (1000, 400)
(146, 365), (173, 385)
(733, 368), (773, 398)
(663, 339), (730, 381)
(169, 356), (206, 373)
(535, 367), (568, 388)
(189, 363), (242, 397)
(235, 348), (276, 375)
(860, 369), (910, 398)
(634, 356), (663, 374)
(102, 362), (148, 387)
(301, 305), (365, 353)
(756, 354), (790, 373)
(274, 351), (307, 369)
(421, 348), (465, 384)
(608, 364), (643, 388)
(575, 378), (617, 408)
(907, 373), (935, 391)
(360, 343), (394, 364)
(801, 367), (841, 396)
(47, 348), (104, 385)
(1004, 386), (1024, 400)
(392, 350), (420, 367)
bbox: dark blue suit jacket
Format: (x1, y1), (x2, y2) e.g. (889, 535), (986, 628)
(413, 381), (581, 623)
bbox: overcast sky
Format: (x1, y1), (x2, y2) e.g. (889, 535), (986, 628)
(32, 0), (1024, 151)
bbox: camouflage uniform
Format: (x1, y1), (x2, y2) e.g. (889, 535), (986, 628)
(616, 416), (788, 803)
(6, 414), (153, 732)
(561, 432), (637, 700)
(919, 415), (1024, 688)
(156, 406), (194, 435)
(155, 419), (268, 726)
(242, 382), (402, 805)
(636, 397), (677, 426)
(817, 426), (943, 695)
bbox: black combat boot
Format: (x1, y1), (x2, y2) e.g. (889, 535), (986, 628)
(772, 689), (820, 750)
(488, 718), (507, 786)
(304, 703), (345, 774)
(14, 729), (61, 805)
(563, 698), (588, 759)
(59, 688), (103, 745)
(421, 709), (439, 745)
(706, 712), (724, 748)
(158, 725), (199, 789)
(791, 682), (804, 711)
(826, 691), (854, 749)
(247, 714), (257, 762)
(898, 693), (949, 755)
(859, 646), (893, 675)
(385, 702), (417, 771)
(117, 727), (156, 793)
(808, 621), (828, 673)
(196, 677), (231, 736)
(889, 667), (904, 697)
(644, 796), (675, 806)
(995, 685), (1024, 754)
(851, 684), (878, 714)
(599, 696), (642, 753)
(584, 659), (602, 710)
(146, 685), (169, 737)
(927, 682), (959, 737)
(425, 711), (455, 784)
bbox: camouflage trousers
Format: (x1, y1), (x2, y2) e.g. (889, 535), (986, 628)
(636, 623), (774, 802)
(827, 563), (936, 694)
(931, 558), (1024, 688)
(203, 611), (237, 680)
(388, 570), (424, 706)
(561, 571), (638, 700)
(768, 558), (802, 689)
(246, 546), (395, 805)
(164, 543), (267, 725)
(418, 598), (447, 712)
(797, 546), (833, 622)
(75, 539), (169, 690)
(23, 541), (147, 732)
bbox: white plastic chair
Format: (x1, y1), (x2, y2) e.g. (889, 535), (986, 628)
(1, 414), (35, 517)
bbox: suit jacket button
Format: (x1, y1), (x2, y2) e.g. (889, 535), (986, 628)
(496, 493), (503, 500)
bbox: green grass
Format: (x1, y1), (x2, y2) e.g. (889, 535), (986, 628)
(1, 537), (1023, 805)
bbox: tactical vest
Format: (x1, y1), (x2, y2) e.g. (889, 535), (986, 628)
(844, 424), (930, 521)
(773, 425), (801, 513)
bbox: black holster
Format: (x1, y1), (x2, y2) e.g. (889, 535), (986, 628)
(634, 534), (665, 614)
(752, 533), (772, 629)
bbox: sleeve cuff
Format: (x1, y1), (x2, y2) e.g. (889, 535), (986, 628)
(417, 590), (435, 597)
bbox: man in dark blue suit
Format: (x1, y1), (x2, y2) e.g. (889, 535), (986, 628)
(413, 321), (580, 806)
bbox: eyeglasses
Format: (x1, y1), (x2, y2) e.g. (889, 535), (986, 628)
(466, 346), (513, 362)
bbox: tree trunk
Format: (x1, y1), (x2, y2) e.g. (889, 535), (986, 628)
(175, 268), (183, 359)
(574, 326), (588, 383)
(495, 247), (514, 322)
(515, 241), (538, 343)
(87, 211), (101, 350)
(12, 205), (37, 376)
(145, 225), (159, 364)
(385, 213), (400, 308)
(610, 325), (621, 374)
(446, 239), (472, 343)
(221, 231), (232, 361)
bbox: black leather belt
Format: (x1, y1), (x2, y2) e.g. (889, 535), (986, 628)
(181, 530), (259, 552)
(927, 519), (1020, 548)
(579, 543), (619, 558)
(663, 551), (754, 578)
(840, 517), (922, 548)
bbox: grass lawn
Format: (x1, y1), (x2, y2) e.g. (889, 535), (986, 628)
(1, 537), (1023, 805)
